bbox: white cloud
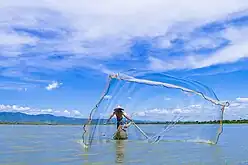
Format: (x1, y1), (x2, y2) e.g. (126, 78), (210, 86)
(148, 56), (192, 71)
(148, 57), (169, 71)
(131, 100), (248, 121)
(0, 26), (38, 57)
(221, 98), (248, 120)
(198, 42), (248, 68)
(135, 111), (146, 117)
(72, 110), (81, 116)
(0, 29), (37, 46)
(45, 81), (62, 91)
(229, 102), (241, 107)
(149, 25), (248, 71)
(41, 108), (53, 113)
(164, 97), (171, 101)
(236, 97), (248, 103)
(189, 104), (202, 108)
(0, 0), (248, 75)
(0, 104), (30, 111)
(12, 105), (31, 111)
(133, 108), (168, 118)
(0, 104), (83, 118)
(225, 99), (248, 109)
(132, 107), (193, 121)
(185, 37), (224, 51)
(172, 108), (183, 114)
(133, 107), (193, 118)
(103, 95), (112, 100)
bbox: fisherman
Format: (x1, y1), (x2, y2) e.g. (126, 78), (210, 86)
(106, 105), (133, 131)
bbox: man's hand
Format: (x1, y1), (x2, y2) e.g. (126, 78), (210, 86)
(124, 122), (132, 128)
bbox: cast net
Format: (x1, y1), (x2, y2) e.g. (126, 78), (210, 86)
(82, 71), (229, 148)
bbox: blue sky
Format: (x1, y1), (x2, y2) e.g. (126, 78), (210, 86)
(1, 0), (248, 120)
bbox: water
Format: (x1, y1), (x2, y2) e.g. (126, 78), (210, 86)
(0, 124), (247, 165)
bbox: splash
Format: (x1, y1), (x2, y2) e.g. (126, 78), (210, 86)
(82, 70), (229, 149)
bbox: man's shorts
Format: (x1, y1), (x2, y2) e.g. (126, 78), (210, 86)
(117, 120), (124, 129)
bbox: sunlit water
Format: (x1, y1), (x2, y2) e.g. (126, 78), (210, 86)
(0, 124), (247, 165)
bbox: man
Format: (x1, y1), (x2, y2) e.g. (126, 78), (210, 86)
(106, 105), (133, 131)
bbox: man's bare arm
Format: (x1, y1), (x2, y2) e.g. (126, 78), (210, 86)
(106, 112), (115, 123)
(123, 112), (132, 121)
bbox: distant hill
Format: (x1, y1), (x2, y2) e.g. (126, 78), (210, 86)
(0, 112), (89, 125)
(0, 112), (146, 125)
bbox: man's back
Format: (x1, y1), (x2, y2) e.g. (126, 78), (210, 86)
(115, 111), (124, 120)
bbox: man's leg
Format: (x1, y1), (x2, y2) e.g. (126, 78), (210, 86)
(117, 121), (120, 129)
(117, 121), (124, 131)
(124, 121), (132, 128)
(119, 121), (127, 132)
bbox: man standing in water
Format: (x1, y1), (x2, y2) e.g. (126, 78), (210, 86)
(106, 105), (133, 131)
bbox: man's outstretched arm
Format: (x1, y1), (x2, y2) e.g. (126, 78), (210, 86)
(123, 112), (132, 121)
(106, 112), (115, 123)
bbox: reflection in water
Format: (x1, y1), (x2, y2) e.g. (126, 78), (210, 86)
(115, 140), (125, 164)
(211, 144), (226, 165)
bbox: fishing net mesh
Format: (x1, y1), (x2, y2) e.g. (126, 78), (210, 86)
(82, 71), (229, 148)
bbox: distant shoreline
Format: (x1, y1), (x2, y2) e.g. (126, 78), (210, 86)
(0, 122), (81, 126)
(1, 120), (248, 125)
(2, 112), (247, 126)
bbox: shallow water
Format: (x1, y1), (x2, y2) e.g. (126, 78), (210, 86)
(0, 124), (247, 165)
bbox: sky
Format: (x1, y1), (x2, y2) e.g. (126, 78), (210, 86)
(0, 0), (248, 120)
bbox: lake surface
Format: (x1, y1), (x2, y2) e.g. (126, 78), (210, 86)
(0, 124), (247, 165)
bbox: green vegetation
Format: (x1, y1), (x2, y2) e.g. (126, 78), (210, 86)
(136, 119), (248, 124)
(118, 120), (248, 125)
